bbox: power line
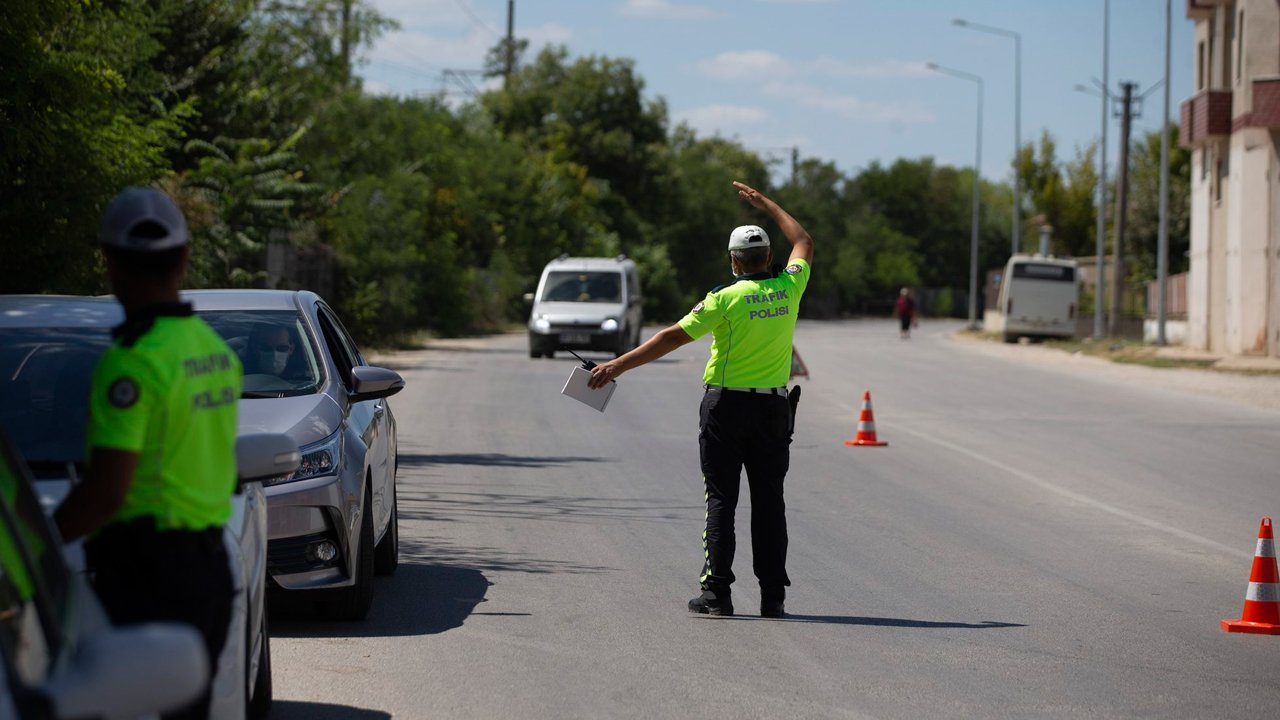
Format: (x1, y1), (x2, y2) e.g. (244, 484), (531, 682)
(453, 0), (501, 37)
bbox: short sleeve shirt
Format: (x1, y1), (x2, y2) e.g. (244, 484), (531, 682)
(678, 258), (810, 388)
(88, 315), (242, 531)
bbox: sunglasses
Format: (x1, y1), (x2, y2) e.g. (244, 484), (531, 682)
(257, 343), (293, 353)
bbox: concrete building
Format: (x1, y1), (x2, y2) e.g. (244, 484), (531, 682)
(1180, 0), (1280, 357)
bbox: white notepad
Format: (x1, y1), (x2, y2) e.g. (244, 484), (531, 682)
(561, 365), (617, 412)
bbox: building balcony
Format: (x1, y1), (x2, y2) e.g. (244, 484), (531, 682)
(1179, 90), (1232, 147)
(1246, 77), (1280, 130)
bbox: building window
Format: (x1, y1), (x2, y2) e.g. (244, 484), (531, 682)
(1197, 41), (1205, 90)
(1215, 149), (1229, 204)
(1236, 11), (1244, 84)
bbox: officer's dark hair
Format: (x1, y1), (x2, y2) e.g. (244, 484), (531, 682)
(730, 246), (770, 272)
(103, 245), (188, 282)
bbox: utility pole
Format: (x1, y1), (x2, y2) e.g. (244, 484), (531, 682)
(340, 0), (354, 86)
(505, 0), (515, 89)
(1109, 81), (1137, 338)
(1095, 0), (1109, 340)
(1156, 0), (1172, 345)
(791, 146), (799, 184)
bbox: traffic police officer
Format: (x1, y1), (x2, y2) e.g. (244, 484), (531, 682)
(589, 180), (813, 618)
(54, 187), (241, 720)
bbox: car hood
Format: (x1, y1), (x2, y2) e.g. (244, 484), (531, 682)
(238, 392), (342, 450)
(532, 302), (624, 325)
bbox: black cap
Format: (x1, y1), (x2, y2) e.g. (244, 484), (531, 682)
(99, 187), (189, 251)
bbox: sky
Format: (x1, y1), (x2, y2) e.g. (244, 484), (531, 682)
(359, 1), (1192, 186)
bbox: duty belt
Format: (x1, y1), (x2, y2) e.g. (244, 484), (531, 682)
(705, 385), (789, 396)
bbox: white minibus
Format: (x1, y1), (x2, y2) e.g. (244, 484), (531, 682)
(997, 255), (1079, 343)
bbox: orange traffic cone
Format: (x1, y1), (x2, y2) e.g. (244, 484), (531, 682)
(844, 390), (888, 447)
(1221, 517), (1280, 635)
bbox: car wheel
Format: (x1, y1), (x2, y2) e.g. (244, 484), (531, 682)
(374, 483), (398, 575)
(1002, 332), (1017, 344)
(247, 604), (272, 719)
(529, 348), (541, 358)
(321, 485), (376, 621)
(546, 350), (556, 359)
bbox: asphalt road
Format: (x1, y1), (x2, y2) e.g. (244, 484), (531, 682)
(269, 320), (1280, 719)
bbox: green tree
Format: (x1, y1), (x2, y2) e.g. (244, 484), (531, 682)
(0, 0), (188, 293)
(1126, 123), (1191, 282)
(1015, 131), (1098, 258)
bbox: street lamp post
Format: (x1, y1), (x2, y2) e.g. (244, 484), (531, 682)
(953, 19), (1021, 260)
(928, 63), (983, 330)
(1075, 77), (1114, 341)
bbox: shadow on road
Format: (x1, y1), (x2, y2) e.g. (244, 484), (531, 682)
(397, 536), (613, 576)
(398, 453), (611, 468)
(394, 484), (697, 527)
(268, 701), (392, 719)
(712, 615), (1026, 629)
(270, 563), (490, 638)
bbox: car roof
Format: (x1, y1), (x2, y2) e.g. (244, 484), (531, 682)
(1007, 254), (1078, 267)
(0, 295), (122, 328)
(182, 289), (320, 312)
(543, 256), (634, 272)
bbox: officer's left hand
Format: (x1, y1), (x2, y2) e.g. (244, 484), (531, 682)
(588, 360), (621, 389)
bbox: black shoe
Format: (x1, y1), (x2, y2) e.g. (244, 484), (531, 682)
(688, 591), (733, 616)
(760, 598), (785, 618)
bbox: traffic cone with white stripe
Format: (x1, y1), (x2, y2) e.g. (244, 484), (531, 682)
(844, 390), (888, 447)
(1221, 517), (1280, 635)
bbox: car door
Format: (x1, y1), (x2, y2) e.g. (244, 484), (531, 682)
(313, 305), (390, 530)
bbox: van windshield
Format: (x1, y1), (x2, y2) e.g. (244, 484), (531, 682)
(540, 271), (622, 303)
(1012, 263), (1075, 282)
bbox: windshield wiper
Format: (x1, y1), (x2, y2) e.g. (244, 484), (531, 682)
(242, 391), (286, 399)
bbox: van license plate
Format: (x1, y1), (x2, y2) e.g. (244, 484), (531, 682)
(561, 333), (590, 344)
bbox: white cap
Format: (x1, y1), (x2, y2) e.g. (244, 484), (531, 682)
(728, 225), (770, 251)
(99, 187), (189, 251)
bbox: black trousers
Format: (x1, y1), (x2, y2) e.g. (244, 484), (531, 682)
(87, 518), (233, 720)
(698, 388), (792, 598)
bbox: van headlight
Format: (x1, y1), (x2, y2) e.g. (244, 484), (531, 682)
(601, 318), (619, 332)
(267, 431), (340, 486)
(533, 316), (551, 332)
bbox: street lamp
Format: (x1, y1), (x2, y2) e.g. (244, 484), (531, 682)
(927, 62), (983, 330)
(953, 18), (1021, 261)
(1075, 78), (1114, 341)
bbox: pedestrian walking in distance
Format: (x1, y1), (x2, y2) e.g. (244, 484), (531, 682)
(894, 287), (917, 339)
(589, 180), (814, 618)
(55, 187), (241, 720)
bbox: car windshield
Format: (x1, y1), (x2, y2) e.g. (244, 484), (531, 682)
(198, 310), (323, 398)
(541, 271), (622, 303)
(0, 327), (112, 469)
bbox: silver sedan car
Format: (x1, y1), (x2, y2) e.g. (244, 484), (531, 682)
(185, 290), (403, 621)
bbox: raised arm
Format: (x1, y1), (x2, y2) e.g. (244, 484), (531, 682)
(732, 181), (813, 265)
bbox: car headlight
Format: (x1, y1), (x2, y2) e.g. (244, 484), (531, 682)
(266, 431), (340, 486)
(601, 318), (619, 332)
(533, 316), (551, 332)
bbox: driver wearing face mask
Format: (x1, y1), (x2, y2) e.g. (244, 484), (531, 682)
(247, 325), (295, 377)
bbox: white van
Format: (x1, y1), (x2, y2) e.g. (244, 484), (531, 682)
(997, 255), (1079, 343)
(525, 255), (643, 358)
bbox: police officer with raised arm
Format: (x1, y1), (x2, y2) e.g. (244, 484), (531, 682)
(55, 187), (241, 720)
(589, 180), (813, 617)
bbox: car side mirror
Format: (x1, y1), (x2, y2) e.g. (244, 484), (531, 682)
(43, 622), (208, 720)
(236, 433), (300, 486)
(522, 292), (535, 303)
(350, 365), (405, 403)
